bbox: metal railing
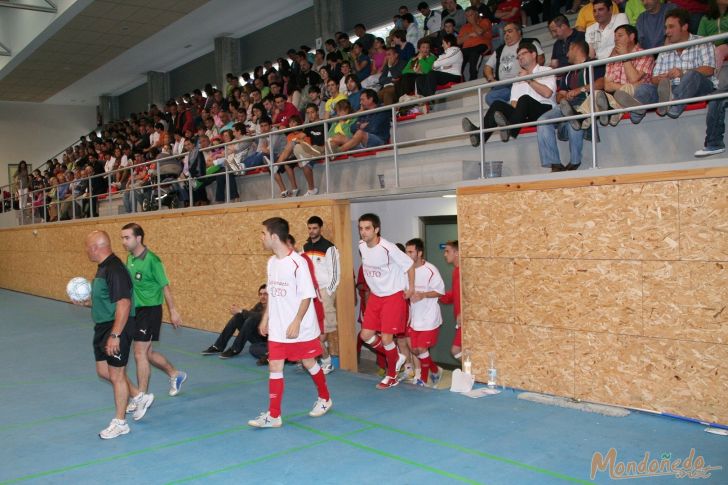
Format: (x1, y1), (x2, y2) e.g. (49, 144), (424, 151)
(3, 32), (727, 224)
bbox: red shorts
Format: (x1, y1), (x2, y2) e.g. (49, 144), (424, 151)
(268, 339), (323, 361)
(362, 292), (407, 335)
(452, 326), (462, 347)
(408, 327), (440, 349)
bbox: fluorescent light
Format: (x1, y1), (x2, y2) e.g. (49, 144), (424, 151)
(442, 194), (456, 198)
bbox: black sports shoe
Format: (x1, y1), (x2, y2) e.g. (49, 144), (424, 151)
(219, 349), (240, 359)
(201, 345), (221, 355)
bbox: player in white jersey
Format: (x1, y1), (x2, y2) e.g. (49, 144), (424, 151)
(405, 238), (445, 387)
(248, 217), (332, 428)
(358, 213), (415, 389)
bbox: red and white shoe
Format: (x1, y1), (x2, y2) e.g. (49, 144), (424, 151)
(376, 376), (399, 390)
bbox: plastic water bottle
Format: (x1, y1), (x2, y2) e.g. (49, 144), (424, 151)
(463, 350), (472, 375)
(487, 351), (497, 389)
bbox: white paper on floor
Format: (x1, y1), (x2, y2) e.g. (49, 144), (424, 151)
(462, 387), (501, 398)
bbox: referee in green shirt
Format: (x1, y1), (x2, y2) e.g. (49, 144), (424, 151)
(121, 222), (187, 421)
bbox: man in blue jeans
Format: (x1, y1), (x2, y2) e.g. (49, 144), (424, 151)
(615, 8), (716, 123)
(537, 40), (604, 172)
(329, 89), (391, 153)
(695, 67), (728, 157)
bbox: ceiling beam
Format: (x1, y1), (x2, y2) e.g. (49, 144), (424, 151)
(0, 0), (57, 14)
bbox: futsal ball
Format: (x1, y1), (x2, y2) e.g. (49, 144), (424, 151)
(66, 277), (91, 303)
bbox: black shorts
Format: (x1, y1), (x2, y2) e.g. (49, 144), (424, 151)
(93, 320), (134, 367)
(134, 305), (163, 342)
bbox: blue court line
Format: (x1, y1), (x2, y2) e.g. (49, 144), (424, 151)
(165, 425), (379, 484)
(331, 411), (593, 485)
(0, 375), (267, 433)
(289, 421), (486, 484)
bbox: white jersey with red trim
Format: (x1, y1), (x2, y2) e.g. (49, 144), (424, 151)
(266, 250), (320, 343)
(410, 261), (445, 331)
(359, 237), (413, 297)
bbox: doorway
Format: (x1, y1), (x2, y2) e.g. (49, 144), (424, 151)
(420, 215), (458, 367)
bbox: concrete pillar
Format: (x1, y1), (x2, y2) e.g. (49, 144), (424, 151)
(214, 36), (241, 91)
(98, 95), (119, 124)
(146, 71), (170, 109)
(313, 0), (344, 47)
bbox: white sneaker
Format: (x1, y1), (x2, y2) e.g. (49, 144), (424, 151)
(248, 411), (282, 428)
(395, 353), (407, 374)
(99, 418), (130, 439)
(169, 371), (187, 396)
(304, 188), (319, 196)
(289, 188), (300, 197)
(125, 394), (142, 413)
(309, 397), (333, 417)
(132, 393), (154, 421)
(694, 147), (725, 158)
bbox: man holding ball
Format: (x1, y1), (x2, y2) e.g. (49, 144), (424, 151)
(82, 230), (135, 439)
(120, 222), (186, 421)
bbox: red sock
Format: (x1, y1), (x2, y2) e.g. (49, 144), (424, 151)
(418, 351), (435, 382)
(268, 373), (284, 418)
(308, 364), (330, 400)
(364, 335), (387, 370)
(383, 342), (400, 378)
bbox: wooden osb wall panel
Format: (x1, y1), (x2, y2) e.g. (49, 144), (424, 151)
(0, 201), (351, 337)
(458, 169), (728, 425)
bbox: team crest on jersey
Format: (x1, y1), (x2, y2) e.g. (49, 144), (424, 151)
(135, 272), (142, 281)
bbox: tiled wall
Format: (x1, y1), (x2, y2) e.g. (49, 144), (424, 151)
(458, 171), (728, 424)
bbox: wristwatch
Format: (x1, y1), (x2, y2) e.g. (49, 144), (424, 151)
(110, 333), (120, 339)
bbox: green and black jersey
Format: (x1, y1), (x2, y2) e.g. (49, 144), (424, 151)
(91, 253), (135, 324)
(126, 247), (170, 308)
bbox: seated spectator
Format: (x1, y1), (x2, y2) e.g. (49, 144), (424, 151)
(392, 29), (416, 63)
(378, 48), (406, 105)
(698, 0), (728, 71)
(625, 0), (646, 26)
(201, 284), (267, 358)
(694, 64), (728, 157)
(463, 43), (555, 145)
(272, 115), (310, 197)
(538, 40), (604, 172)
(361, 37), (387, 89)
(325, 99), (358, 152)
(339, 61), (353, 94)
(243, 116), (287, 168)
(323, 79), (348, 119)
(281, 75), (302, 109)
(313, 49), (326, 72)
(417, 33), (464, 96)
(585, 0), (629, 60)
(576, 24), (654, 128)
(442, 0), (467, 29)
(637, 0), (678, 50)
(346, 75), (363, 111)
(548, 15), (586, 70)
(328, 89), (391, 153)
(336, 32), (354, 64)
(575, 0), (621, 32)
(402, 13), (421, 46)
(671, 0), (709, 33)
(458, 7), (493, 81)
(351, 41), (371, 84)
(471, 0), (498, 24)
(418, 2), (442, 38)
(272, 93), (301, 129)
(354, 23), (376, 52)
(484, 23), (545, 105)
(495, 0), (522, 26)
(305, 85), (327, 121)
(615, 8), (716, 122)
(289, 103), (325, 196)
(396, 38), (436, 99)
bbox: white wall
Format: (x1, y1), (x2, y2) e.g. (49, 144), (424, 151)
(349, 196), (458, 266)
(0, 101), (96, 187)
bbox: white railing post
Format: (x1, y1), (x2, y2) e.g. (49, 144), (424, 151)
(588, 65), (598, 169)
(391, 106), (399, 188)
(477, 86), (485, 178)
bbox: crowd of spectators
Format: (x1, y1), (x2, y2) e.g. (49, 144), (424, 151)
(4, 0), (726, 220)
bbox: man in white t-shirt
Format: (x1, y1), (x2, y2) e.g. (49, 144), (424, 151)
(358, 213), (415, 390)
(463, 42), (556, 146)
(585, 0), (628, 60)
(248, 217), (332, 428)
(405, 238), (445, 387)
